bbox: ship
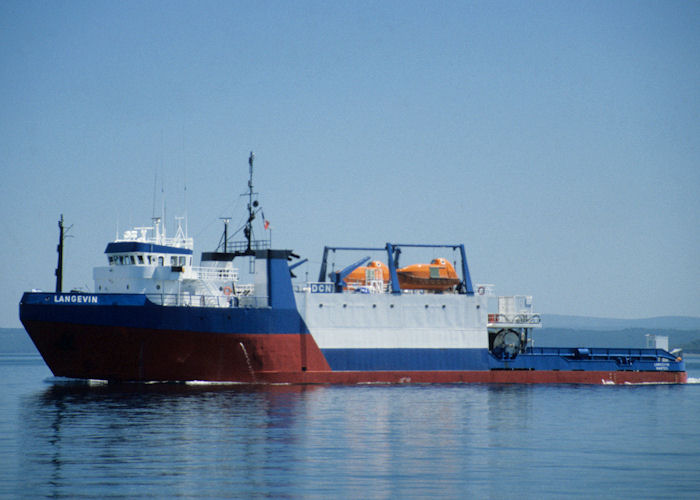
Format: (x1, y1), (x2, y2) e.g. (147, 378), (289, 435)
(19, 154), (686, 385)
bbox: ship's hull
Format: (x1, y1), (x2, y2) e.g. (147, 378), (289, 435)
(21, 321), (335, 382)
(20, 293), (687, 385)
(21, 320), (688, 385)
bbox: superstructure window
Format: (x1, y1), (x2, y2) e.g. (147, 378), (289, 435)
(158, 256), (164, 266)
(138, 255), (144, 265)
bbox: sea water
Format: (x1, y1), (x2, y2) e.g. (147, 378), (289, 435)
(1, 353), (699, 499)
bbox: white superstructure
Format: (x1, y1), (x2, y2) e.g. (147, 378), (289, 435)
(93, 218), (249, 306)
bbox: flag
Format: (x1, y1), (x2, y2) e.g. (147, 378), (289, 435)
(264, 219), (270, 230)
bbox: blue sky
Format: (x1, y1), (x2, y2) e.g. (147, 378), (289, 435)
(1, 0), (698, 326)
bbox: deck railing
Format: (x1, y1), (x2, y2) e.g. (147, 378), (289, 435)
(193, 266), (239, 281)
(527, 347), (678, 362)
(488, 313), (542, 326)
(146, 291), (267, 308)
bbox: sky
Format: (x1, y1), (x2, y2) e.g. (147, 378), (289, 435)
(1, 0), (698, 327)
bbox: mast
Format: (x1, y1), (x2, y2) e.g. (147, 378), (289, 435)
(206, 152), (263, 258)
(220, 217), (230, 253)
(55, 215), (65, 293)
(244, 151), (256, 254)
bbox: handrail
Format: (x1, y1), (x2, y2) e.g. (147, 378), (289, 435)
(117, 233), (194, 249)
(145, 292), (268, 308)
(488, 313), (542, 325)
(193, 266), (239, 281)
(527, 346), (679, 362)
(225, 239), (270, 252)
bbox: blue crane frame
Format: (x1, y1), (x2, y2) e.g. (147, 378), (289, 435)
(317, 243), (475, 295)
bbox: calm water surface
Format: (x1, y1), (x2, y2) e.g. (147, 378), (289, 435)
(1, 354), (699, 499)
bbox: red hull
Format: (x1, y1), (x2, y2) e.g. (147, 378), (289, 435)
(24, 321), (687, 385)
(23, 321), (330, 382)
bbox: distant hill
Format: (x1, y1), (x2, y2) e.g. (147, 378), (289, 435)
(529, 315), (700, 352)
(534, 328), (700, 353)
(541, 315), (700, 330)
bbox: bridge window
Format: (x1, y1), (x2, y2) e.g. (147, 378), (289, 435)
(158, 256), (164, 266)
(138, 255), (144, 265)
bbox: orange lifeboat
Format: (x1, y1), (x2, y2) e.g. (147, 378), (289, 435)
(397, 258), (460, 291)
(344, 261), (390, 289)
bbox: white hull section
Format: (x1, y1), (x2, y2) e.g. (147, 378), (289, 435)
(295, 291), (488, 349)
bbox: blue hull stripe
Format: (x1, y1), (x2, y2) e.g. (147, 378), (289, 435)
(20, 293), (307, 335)
(321, 347), (685, 372)
(322, 348), (491, 371)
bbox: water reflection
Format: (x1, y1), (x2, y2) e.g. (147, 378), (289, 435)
(19, 379), (693, 499)
(19, 381), (321, 498)
(19, 381), (532, 498)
